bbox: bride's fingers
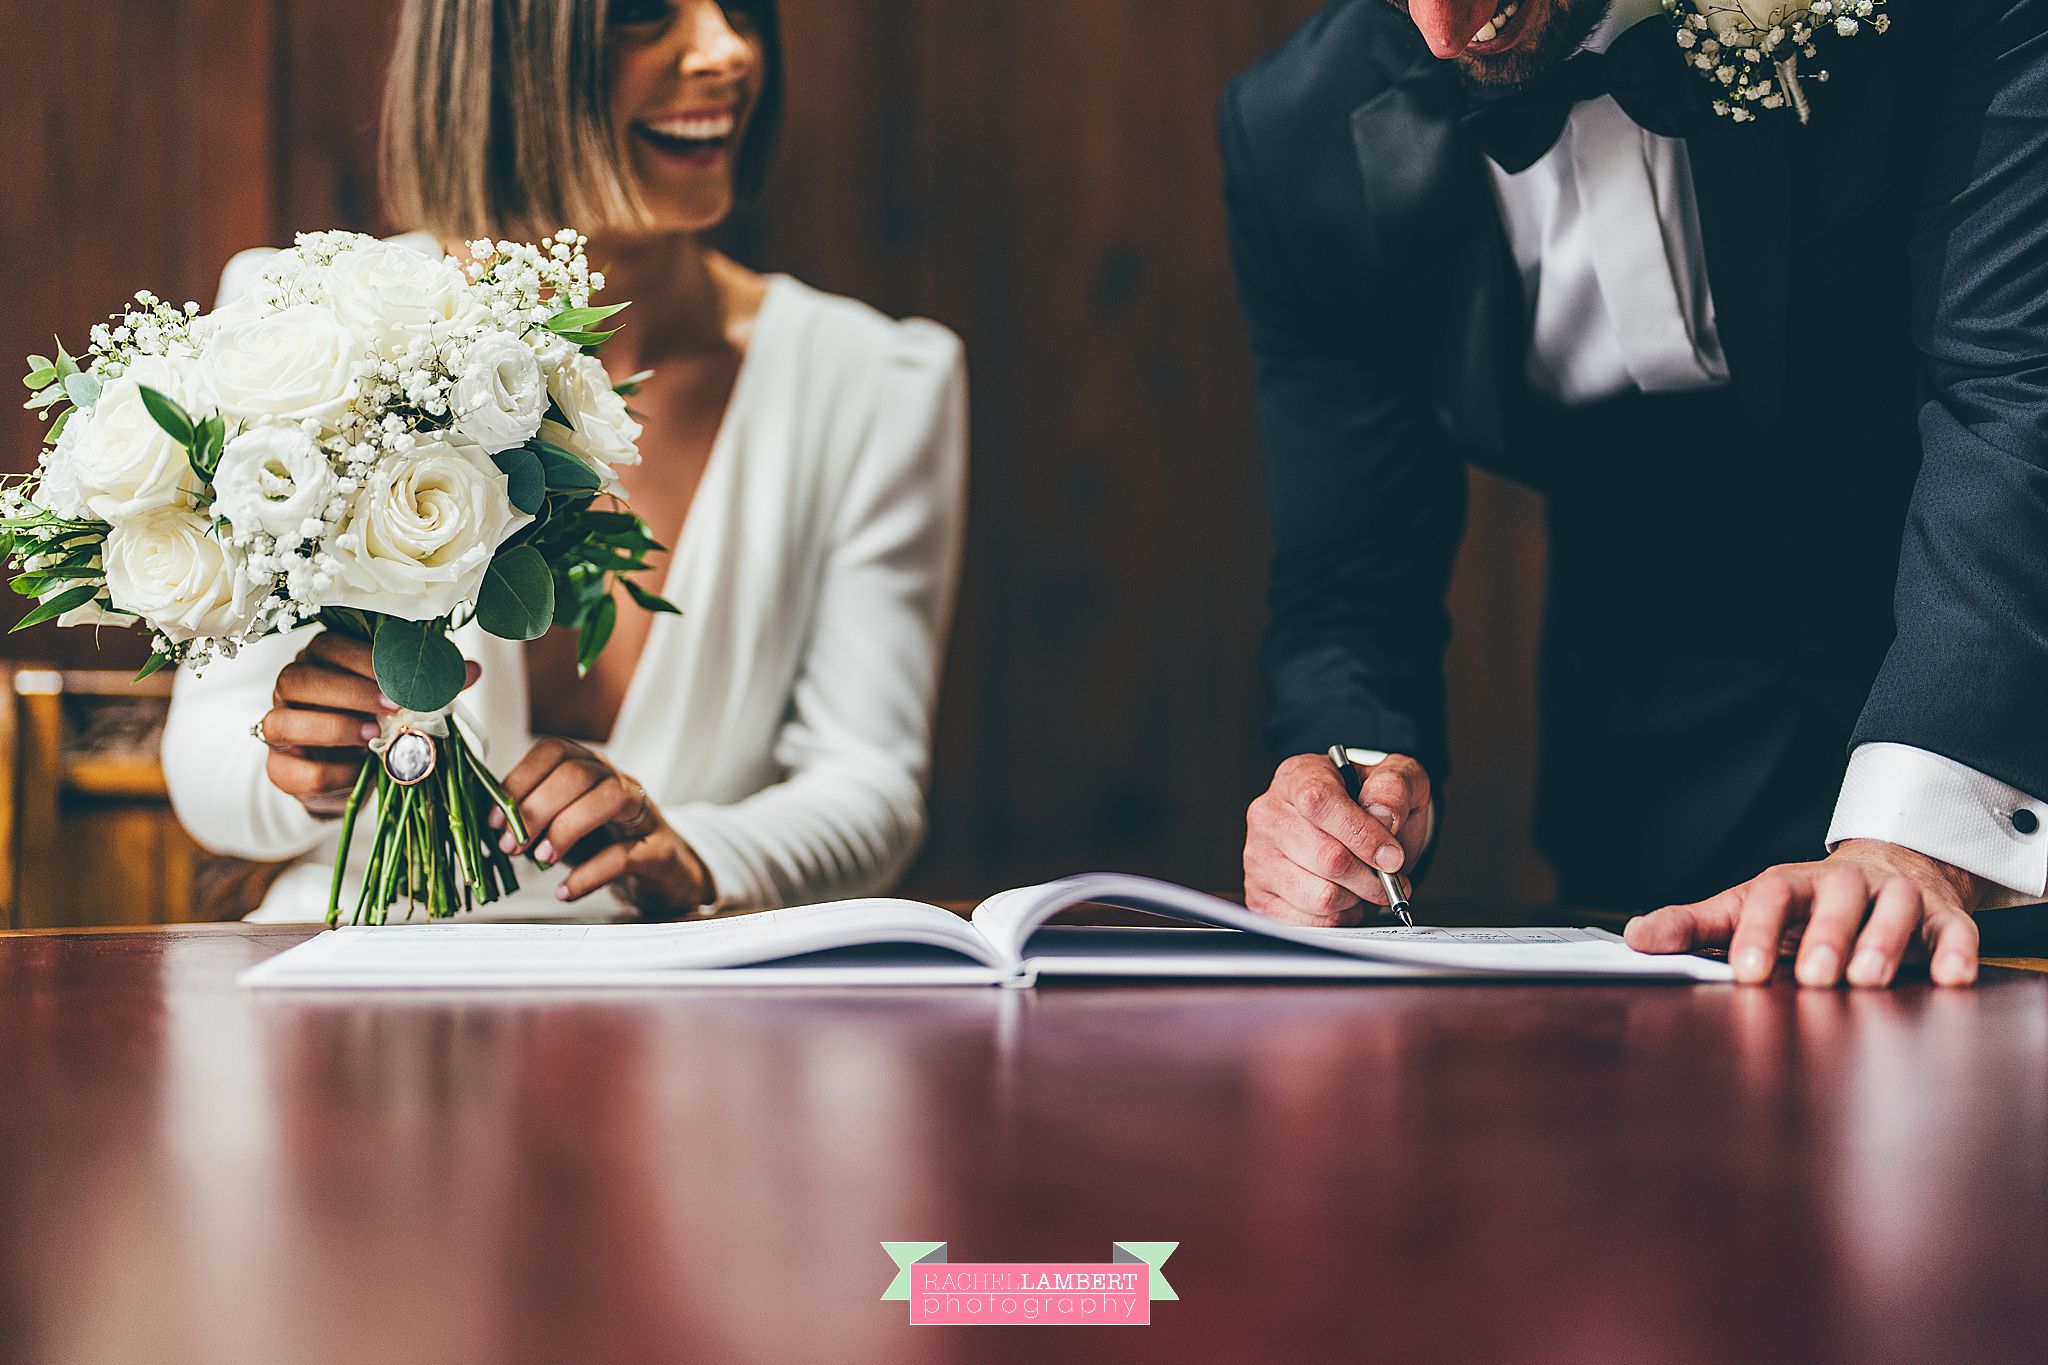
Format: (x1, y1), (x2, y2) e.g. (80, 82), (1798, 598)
(265, 748), (363, 801)
(499, 737), (587, 806)
(533, 776), (640, 864)
(275, 660), (388, 716)
(557, 841), (633, 902)
(258, 706), (379, 750)
(306, 632), (379, 679)
(506, 761), (605, 856)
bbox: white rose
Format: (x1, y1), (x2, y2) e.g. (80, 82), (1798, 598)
(323, 435), (531, 621)
(64, 355), (204, 523)
(320, 240), (484, 359)
(1710, 2), (1795, 42)
(103, 505), (262, 643)
(199, 302), (362, 426)
(449, 332), (547, 454)
(213, 425), (336, 540)
(539, 353), (643, 488)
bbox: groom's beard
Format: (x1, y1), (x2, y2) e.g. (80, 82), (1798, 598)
(1384, 0), (1613, 89)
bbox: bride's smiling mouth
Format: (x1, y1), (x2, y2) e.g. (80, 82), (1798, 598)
(630, 106), (742, 166)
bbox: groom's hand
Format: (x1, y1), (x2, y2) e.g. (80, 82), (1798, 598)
(1626, 841), (1984, 988)
(1244, 753), (1431, 926)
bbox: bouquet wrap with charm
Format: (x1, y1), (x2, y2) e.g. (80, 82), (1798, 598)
(1, 230), (675, 924)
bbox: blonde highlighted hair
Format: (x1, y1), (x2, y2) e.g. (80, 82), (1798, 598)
(381, 0), (782, 241)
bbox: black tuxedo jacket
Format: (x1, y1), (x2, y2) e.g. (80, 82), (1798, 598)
(1223, 0), (2048, 902)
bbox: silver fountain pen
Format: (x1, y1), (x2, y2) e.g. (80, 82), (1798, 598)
(1327, 745), (1414, 927)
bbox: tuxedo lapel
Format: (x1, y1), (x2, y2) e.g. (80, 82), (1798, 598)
(1349, 54), (1524, 462)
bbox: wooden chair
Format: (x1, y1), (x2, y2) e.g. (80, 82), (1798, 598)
(0, 664), (271, 928)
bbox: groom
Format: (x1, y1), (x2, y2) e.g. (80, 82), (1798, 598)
(1227, 0), (2048, 985)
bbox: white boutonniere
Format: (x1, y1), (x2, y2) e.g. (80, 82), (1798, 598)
(1664, 1), (1890, 123)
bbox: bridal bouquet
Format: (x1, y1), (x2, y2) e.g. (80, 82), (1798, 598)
(2, 229), (674, 924)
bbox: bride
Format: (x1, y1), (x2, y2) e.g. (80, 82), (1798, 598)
(162, 0), (967, 920)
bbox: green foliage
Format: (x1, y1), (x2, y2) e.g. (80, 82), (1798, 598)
(475, 545), (555, 641)
(543, 301), (629, 349)
(371, 617), (468, 713)
(576, 594), (616, 676)
(530, 440), (603, 492)
(137, 385), (194, 448)
(490, 446), (546, 515)
(10, 583), (97, 631)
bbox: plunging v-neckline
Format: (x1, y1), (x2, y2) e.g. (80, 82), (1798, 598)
(553, 273), (790, 752)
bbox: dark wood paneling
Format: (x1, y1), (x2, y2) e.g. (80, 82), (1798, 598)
(0, 0), (1555, 906)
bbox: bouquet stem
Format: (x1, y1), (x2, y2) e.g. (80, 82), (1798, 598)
(326, 725), (530, 927)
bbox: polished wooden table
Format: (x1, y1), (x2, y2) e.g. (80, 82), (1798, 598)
(3, 923), (2045, 1365)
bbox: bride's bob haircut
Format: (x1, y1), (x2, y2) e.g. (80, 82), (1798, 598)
(381, 0), (784, 242)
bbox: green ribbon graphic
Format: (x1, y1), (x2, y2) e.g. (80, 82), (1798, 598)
(1113, 1242), (1179, 1300)
(880, 1241), (1178, 1301)
(880, 1242), (948, 1300)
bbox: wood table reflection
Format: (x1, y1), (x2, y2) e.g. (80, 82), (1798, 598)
(1, 922), (2044, 1365)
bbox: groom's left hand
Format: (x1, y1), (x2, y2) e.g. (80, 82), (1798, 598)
(493, 737), (713, 914)
(1625, 841), (1984, 988)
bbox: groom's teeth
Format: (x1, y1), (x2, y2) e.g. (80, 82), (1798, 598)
(1471, 3), (1517, 45)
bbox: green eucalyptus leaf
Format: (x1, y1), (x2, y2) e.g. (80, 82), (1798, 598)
(11, 583), (98, 631)
(530, 441), (603, 492)
(552, 328), (620, 347)
(23, 364), (57, 391)
(53, 343), (79, 382)
(475, 546), (556, 641)
(137, 386), (195, 448)
(490, 446), (546, 515)
(63, 372), (101, 411)
(371, 617), (467, 712)
(45, 407), (72, 443)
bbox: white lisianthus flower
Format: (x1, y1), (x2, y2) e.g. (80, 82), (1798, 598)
(539, 353), (643, 488)
(449, 332), (548, 454)
(199, 303), (361, 426)
(323, 435), (531, 621)
(321, 240), (484, 359)
(103, 505), (262, 643)
(213, 425), (336, 540)
(63, 355), (204, 522)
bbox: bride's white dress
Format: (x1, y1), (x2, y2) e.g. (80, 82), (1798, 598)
(162, 238), (967, 922)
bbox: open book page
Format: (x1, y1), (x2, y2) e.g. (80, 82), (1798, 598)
(970, 874), (1732, 982)
(239, 898), (1004, 989)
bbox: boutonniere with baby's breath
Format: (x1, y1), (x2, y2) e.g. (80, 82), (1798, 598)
(1664, 1), (1890, 123)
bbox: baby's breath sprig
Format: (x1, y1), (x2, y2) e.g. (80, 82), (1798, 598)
(1664, 1), (1889, 123)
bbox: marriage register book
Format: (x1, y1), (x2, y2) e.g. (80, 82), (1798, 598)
(238, 873), (1732, 989)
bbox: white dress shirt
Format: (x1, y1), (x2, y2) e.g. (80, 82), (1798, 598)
(164, 242), (968, 920)
(1482, 0), (2046, 904)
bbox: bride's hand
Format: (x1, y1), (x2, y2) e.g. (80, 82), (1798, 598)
(494, 737), (713, 914)
(260, 633), (479, 817)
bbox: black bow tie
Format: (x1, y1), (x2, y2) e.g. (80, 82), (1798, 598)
(1460, 17), (1703, 174)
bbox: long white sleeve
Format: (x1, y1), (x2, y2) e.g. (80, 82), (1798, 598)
(664, 323), (968, 909)
(1827, 743), (2048, 909)
(161, 628), (334, 861)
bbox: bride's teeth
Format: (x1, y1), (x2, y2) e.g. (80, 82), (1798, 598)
(643, 113), (736, 140)
(1472, 19), (1499, 42)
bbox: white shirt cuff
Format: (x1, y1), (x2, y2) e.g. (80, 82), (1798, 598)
(1826, 743), (2048, 909)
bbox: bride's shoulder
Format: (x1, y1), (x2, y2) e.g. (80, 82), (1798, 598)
(769, 275), (965, 391)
